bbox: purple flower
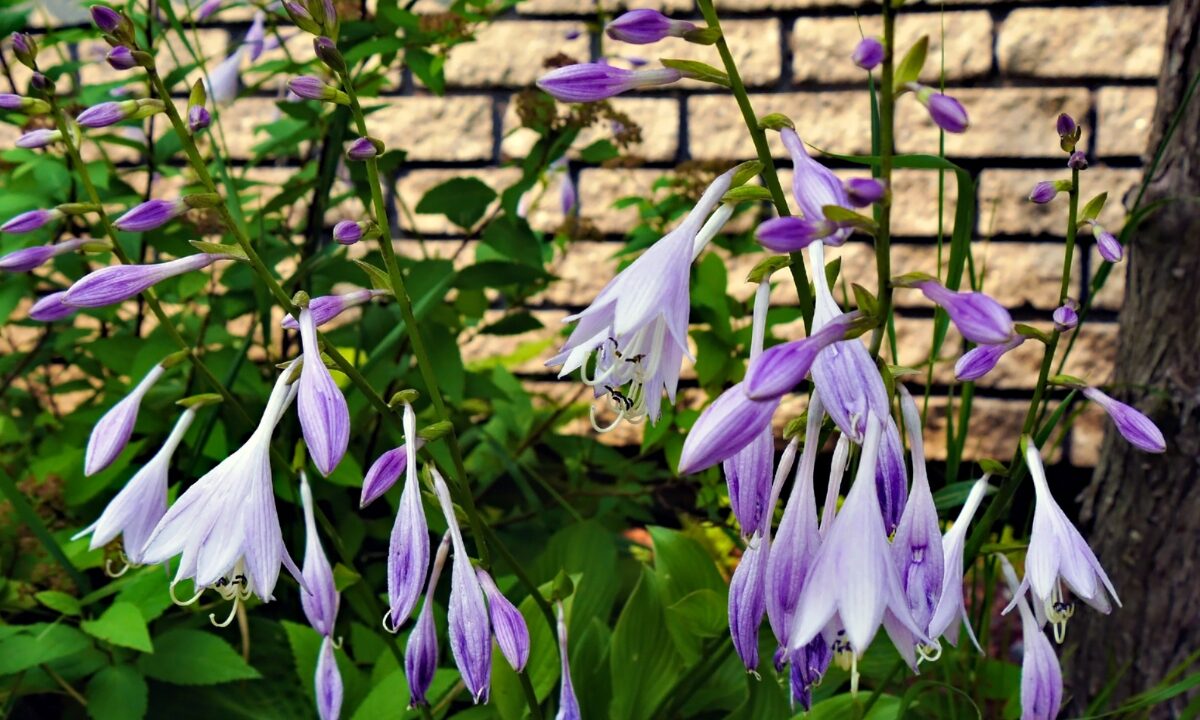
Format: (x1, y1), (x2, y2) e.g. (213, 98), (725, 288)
(64, 254), (225, 308)
(332, 220), (362, 245)
(0, 93), (21, 109)
(74, 406), (197, 563)
(245, 11), (266, 61)
(1052, 303), (1078, 332)
(299, 472), (339, 636)
(1005, 441), (1119, 642)
(386, 404), (429, 630)
(928, 93), (969, 133)
(206, 46), (245, 105)
(843, 177), (886, 208)
(196, 0), (223, 21)
(744, 313), (857, 400)
(431, 469), (492, 704)
(314, 636), (342, 720)
(477, 569), (531, 672)
(999, 555), (1063, 720)
(360, 439), (426, 508)
(851, 37), (884, 70)
(113, 198), (187, 232)
(559, 168), (577, 216)
(780, 128), (852, 245)
(555, 601), (581, 720)
(605, 10), (695, 45)
(536, 63), (681, 103)
(927, 476), (988, 649)
(288, 75), (339, 101)
(282, 288), (385, 330)
(296, 306), (350, 476)
(0, 93), (47, 113)
(1029, 181), (1059, 204)
(1056, 113), (1076, 138)
(954, 335), (1024, 381)
(106, 46), (136, 70)
(141, 363), (304, 611)
(2, 208), (61, 234)
(787, 637), (832, 711)
(91, 5), (123, 33)
(729, 529), (768, 671)
(188, 105), (211, 133)
(677, 384), (779, 475)
(77, 101), (129, 128)
(1067, 151), (1088, 170)
(407, 534), (450, 707)
(755, 216), (837, 253)
(1083, 387), (1165, 453)
(16, 128), (62, 149)
(84, 363), (166, 476)
(29, 291), (76, 322)
(1094, 226), (1123, 263)
(547, 168), (735, 430)
(789, 415), (927, 657)
(346, 137), (379, 161)
(916, 279), (1015, 345)
(10, 32), (35, 62)
(724, 429), (773, 538)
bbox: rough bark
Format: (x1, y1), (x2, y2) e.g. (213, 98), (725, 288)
(1071, 0), (1200, 714)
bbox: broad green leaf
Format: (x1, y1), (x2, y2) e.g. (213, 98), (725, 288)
(809, 692), (902, 719)
(0, 624), (92, 675)
(666, 589), (726, 638)
(138, 629), (260, 685)
(81, 601), (153, 652)
(87, 665), (148, 720)
(609, 568), (683, 720)
(532, 521), (618, 640)
(648, 526), (725, 601)
(415, 177), (496, 229)
(36, 590), (81, 616)
(479, 311), (544, 336)
(349, 668), (421, 720)
(456, 260), (551, 290)
(113, 568), (176, 622)
(481, 215), (544, 267)
(281, 620), (323, 703)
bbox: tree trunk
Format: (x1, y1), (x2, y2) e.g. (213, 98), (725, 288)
(1072, 1), (1200, 715)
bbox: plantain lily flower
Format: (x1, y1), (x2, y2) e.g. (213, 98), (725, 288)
(1083, 387), (1166, 453)
(999, 555), (1063, 720)
(84, 362), (166, 476)
(385, 403), (429, 631)
(296, 305), (350, 476)
(555, 601), (581, 720)
(927, 476), (989, 650)
(407, 534), (450, 707)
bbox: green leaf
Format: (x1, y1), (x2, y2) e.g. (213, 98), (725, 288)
(893, 36), (929, 92)
(415, 177), (496, 229)
(0, 625), (92, 675)
(479, 311), (544, 336)
(81, 602), (153, 653)
(138, 629), (261, 685)
(281, 620), (323, 703)
(666, 589), (726, 638)
(809, 692), (902, 719)
(609, 568), (684, 720)
(933, 480), (994, 511)
(87, 665), (148, 720)
(648, 526), (724, 601)
(659, 58), (730, 87)
(352, 259), (393, 293)
(721, 186), (773, 203)
(579, 139), (619, 164)
(36, 590), (81, 616)
(1079, 191), (1108, 224)
(456, 260), (551, 290)
(350, 668), (419, 720)
(481, 215), (543, 267)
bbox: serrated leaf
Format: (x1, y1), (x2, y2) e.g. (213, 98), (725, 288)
(0, 625), (91, 674)
(138, 629), (260, 685)
(81, 602), (153, 653)
(87, 665), (148, 720)
(659, 58), (729, 87)
(893, 35), (929, 92)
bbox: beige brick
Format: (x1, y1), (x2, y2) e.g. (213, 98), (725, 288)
(791, 12), (993, 85)
(1070, 403), (1109, 467)
(976, 167), (1141, 236)
(217, 98), (311, 159)
(922, 396), (1032, 461)
(1096, 86), (1157, 158)
(689, 92), (873, 160)
(370, 96), (494, 162)
(461, 308), (567, 374)
(396, 168), (521, 234)
(999, 7), (1167, 79)
(655, 20), (782, 88)
(1089, 246), (1126, 311)
(517, 0), (691, 15)
(501, 97), (680, 162)
(445, 21), (591, 88)
(577, 167), (669, 233)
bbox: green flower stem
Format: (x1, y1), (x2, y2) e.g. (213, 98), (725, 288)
(335, 68), (494, 569)
(868, 3), (897, 358)
(694, 0), (814, 327)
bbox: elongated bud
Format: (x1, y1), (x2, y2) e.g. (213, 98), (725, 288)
(11, 32), (37, 69)
(359, 439), (426, 508)
(314, 636), (342, 720)
(285, 1), (322, 34)
(300, 472), (340, 636)
(605, 10), (695, 45)
(85, 363), (167, 475)
(555, 601), (581, 720)
(1056, 113), (1076, 138)
(755, 216), (838, 253)
(677, 383), (779, 475)
(346, 136), (383, 161)
(406, 534), (450, 707)
(386, 404), (430, 630)
(536, 63), (680, 103)
(0, 237), (88, 272)
(1083, 387), (1165, 453)
(1092, 224), (1123, 263)
(113, 198), (188, 232)
(477, 569), (531, 672)
(851, 37), (884, 70)
(90, 5), (123, 33)
(954, 335), (1024, 381)
(729, 534), (767, 671)
(287, 75), (349, 104)
(909, 83), (969, 133)
(16, 128), (63, 149)
(913, 279), (1014, 345)
(744, 312), (859, 400)
(0, 93), (50, 114)
(29, 291), (76, 322)
(64, 254), (227, 308)
(2, 208), (62, 234)
(297, 307), (350, 476)
(844, 177), (886, 207)
(1057, 112), (1082, 153)
(282, 288), (386, 330)
(313, 36), (347, 74)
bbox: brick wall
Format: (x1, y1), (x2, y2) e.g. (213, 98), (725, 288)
(17, 0), (1170, 466)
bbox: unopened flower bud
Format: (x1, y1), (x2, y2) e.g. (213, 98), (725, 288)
(16, 128), (62, 149)
(195, 0), (222, 21)
(1093, 224), (1123, 263)
(909, 83), (969, 133)
(113, 198), (188, 232)
(11, 32), (37, 69)
(90, 5), (125, 35)
(287, 75), (348, 104)
(346, 136), (383, 161)
(1052, 302), (1078, 332)
(605, 10), (695, 45)
(332, 220), (364, 245)
(285, 1), (322, 34)
(188, 104), (211, 133)
(0, 93), (50, 114)
(1067, 150), (1088, 170)
(1056, 113), (1076, 138)
(77, 99), (162, 128)
(30, 72), (53, 94)
(313, 36), (346, 74)
(1083, 387), (1165, 453)
(106, 45), (136, 70)
(1028, 179), (1072, 204)
(851, 37), (884, 70)
(536, 63), (681, 103)
(2, 208), (62, 234)
(29, 291), (76, 322)
(843, 177), (886, 207)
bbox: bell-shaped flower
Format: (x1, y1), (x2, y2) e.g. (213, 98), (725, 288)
(999, 555), (1062, 720)
(1083, 387), (1165, 453)
(75, 405), (197, 565)
(1005, 441), (1119, 643)
(314, 636), (343, 720)
(555, 601), (582, 720)
(431, 468), (492, 703)
(912, 277), (1014, 346)
(360, 439), (426, 508)
(64, 253), (229, 308)
(729, 530), (768, 672)
(85, 362), (167, 476)
(407, 534), (450, 707)
(536, 62), (681, 103)
(743, 311), (859, 401)
(207, 46), (246, 105)
(281, 288), (386, 330)
(140, 362), (303, 621)
(29, 291), (76, 322)
(299, 471), (339, 637)
(780, 128), (852, 245)
(0, 237), (87, 272)
(927, 476), (989, 649)
(478, 569), (531, 673)
(788, 636), (832, 711)
(789, 414), (927, 660)
(385, 404), (429, 630)
(724, 281), (775, 536)
(296, 305), (350, 476)
(955, 335), (1024, 381)
(546, 167), (734, 430)
(2, 208), (62, 234)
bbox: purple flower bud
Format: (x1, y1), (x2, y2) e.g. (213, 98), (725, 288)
(917, 280), (1014, 346)
(728, 533), (767, 671)
(288, 75), (336, 101)
(744, 313), (858, 400)
(300, 472), (339, 636)
(196, 0), (222, 21)
(605, 10), (695, 45)
(724, 427), (772, 537)
(754, 216), (837, 253)
(332, 220), (363, 245)
(346, 136), (380, 161)
(1095, 227), (1123, 263)
(10, 32), (34, 61)
(1083, 387), (1166, 453)
(788, 637), (832, 710)
(85, 363), (166, 476)
(555, 601), (581, 720)
(0, 237), (87, 272)
(926, 92), (969, 133)
(780, 128), (853, 245)
(113, 198), (187, 232)
(245, 11), (266, 61)
(1067, 151), (1088, 170)
(851, 37), (884, 70)
(188, 105), (211, 133)
(536, 63), (680, 103)
(1029, 181), (1058, 204)
(64, 254), (224, 308)
(677, 383), (779, 475)
(297, 306), (350, 476)
(844, 177), (886, 208)
(1052, 303), (1078, 332)
(77, 101), (130, 128)
(282, 288), (385, 330)
(407, 535), (449, 707)
(30, 73), (53, 93)
(90, 5), (123, 33)
(16, 128), (62, 149)
(359, 439), (426, 508)
(560, 171), (577, 216)
(314, 636), (343, 720)
(106, 46), (136, 70)
(2, 208), (61, 234)
(0, 93), (21, 109)
(284, 2), (320, 34)
(313, 36), (346, 74)
(386, 405), (429, 630)
(29, 291), (76, 322)
(763, 426), (814, 650)
(477, 569), (530, 672)
(1056, 113), (1076, 138)
(954, 335), (1024, 381)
